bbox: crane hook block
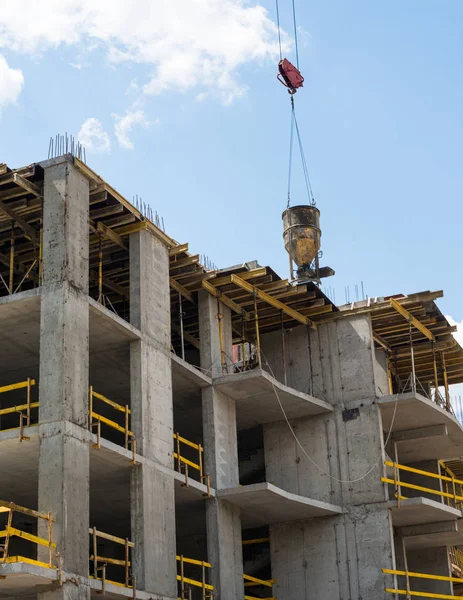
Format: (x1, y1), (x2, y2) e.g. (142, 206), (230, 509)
(277, 58), (304, 94)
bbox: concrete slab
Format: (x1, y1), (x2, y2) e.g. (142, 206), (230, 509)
(171, 354), (211, 408)
(217, 482), (343, 527)
(379, 392), (463, 462)
(89, 298), (141, 350)
(212, 369), (332, 429)
(389, 497), (461, 527)
(0, 427), (208, 538)
(399, 520), (463, 550)
(0, 562), (57, 596)
(0, 562), (174, 599)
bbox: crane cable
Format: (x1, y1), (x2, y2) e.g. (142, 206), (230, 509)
(276, 0), (314, 208)
(274, 0), (283, 61)
(291, 0), (300, 69)
(287, 97), (315, 207)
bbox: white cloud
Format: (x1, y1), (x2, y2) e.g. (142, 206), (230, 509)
(113, 110), (156, 150)
(0, 54), (24, 113)
(0, 0), (285, 104)
(446, 315), (463, 347)
(77, 117), (110, 153)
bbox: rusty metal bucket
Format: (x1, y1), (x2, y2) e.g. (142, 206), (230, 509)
(282, 205), (321, 268)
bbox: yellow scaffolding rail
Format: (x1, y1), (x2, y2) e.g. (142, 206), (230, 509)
(383, 567), (463, 598)
(89, 526), (135, 592)
(382, 460), (463, 510)
(0, 379), (36, 438)
(89, 387), (136, 460)
(450, 546), (463, 578)
(176, 555), (213, 599)
(173, 433), (210, 495)
(243, 573), (276, 599)
(0, 500), (56, 569)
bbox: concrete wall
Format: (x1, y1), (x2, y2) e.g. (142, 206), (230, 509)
(407, 546), (453, 596)
(271, 504), (396, 599)
(264, 314), (396, 599)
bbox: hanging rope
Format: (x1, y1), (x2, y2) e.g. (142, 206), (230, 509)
(274, 0), (283, 62)
(287, 99), (295, 207)
(287, 96), (315, 207)
(291, 0), (300, 69)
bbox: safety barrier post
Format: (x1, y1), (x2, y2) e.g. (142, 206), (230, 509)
(394, 443), (401, 508)
(176, 433), (182, 473)
(180, 555), (185, 600)
(253, 295), (262, 368)
(125, 405), (130, 449)
(89, 386), (93, 430)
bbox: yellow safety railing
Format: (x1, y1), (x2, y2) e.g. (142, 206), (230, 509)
(89, 387), (136, 459)
(449, 546), (463, 578)
(174, 433), (210, 495)
(0, 500), (56, 569)
(440, 461), (463, 511)
(0, 379), (36, 437)
(383, 567), (463, 598)
(244, 573), (276, 599)
(89, 526), (135, 592)
(382, 461), (463, 509)
(177, 555), (214, 600)
(242, 537), (270, 546)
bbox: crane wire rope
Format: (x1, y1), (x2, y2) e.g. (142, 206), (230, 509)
(262, 351), (400, 484)
(287, 98), (315, 207)
(291, 0), (300, 69)
(274, 0), (283, 61)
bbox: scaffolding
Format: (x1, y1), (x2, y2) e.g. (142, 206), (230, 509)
(89, 526), (135, 592)
(0, 500), (56, 570)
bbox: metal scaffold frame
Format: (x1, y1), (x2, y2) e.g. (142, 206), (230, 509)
(0, 500), (56, 571)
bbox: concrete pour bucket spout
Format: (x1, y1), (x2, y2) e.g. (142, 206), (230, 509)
(282, 205), (321, 269)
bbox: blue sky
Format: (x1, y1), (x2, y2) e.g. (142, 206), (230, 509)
(0, 1), (461, 363)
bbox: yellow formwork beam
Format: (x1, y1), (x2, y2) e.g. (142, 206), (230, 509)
(389, 298), (435, 341)
(202, 279), (250, 319)
(210, 268), (267, 288)
(170, 277), (196, 304)
(230, 274), (312, 327)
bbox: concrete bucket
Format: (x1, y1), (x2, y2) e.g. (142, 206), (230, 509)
(282, 205), (321, 269)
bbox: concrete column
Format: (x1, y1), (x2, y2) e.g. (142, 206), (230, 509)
(199, 291), (244, 600)
(199, 290), (233, 377)
(37, 160), (90, 597)
(129, 230), (177, 597)
(265, 316), (396, 599)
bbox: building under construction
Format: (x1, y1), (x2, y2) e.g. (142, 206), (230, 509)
(1, 154), (463, 600)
